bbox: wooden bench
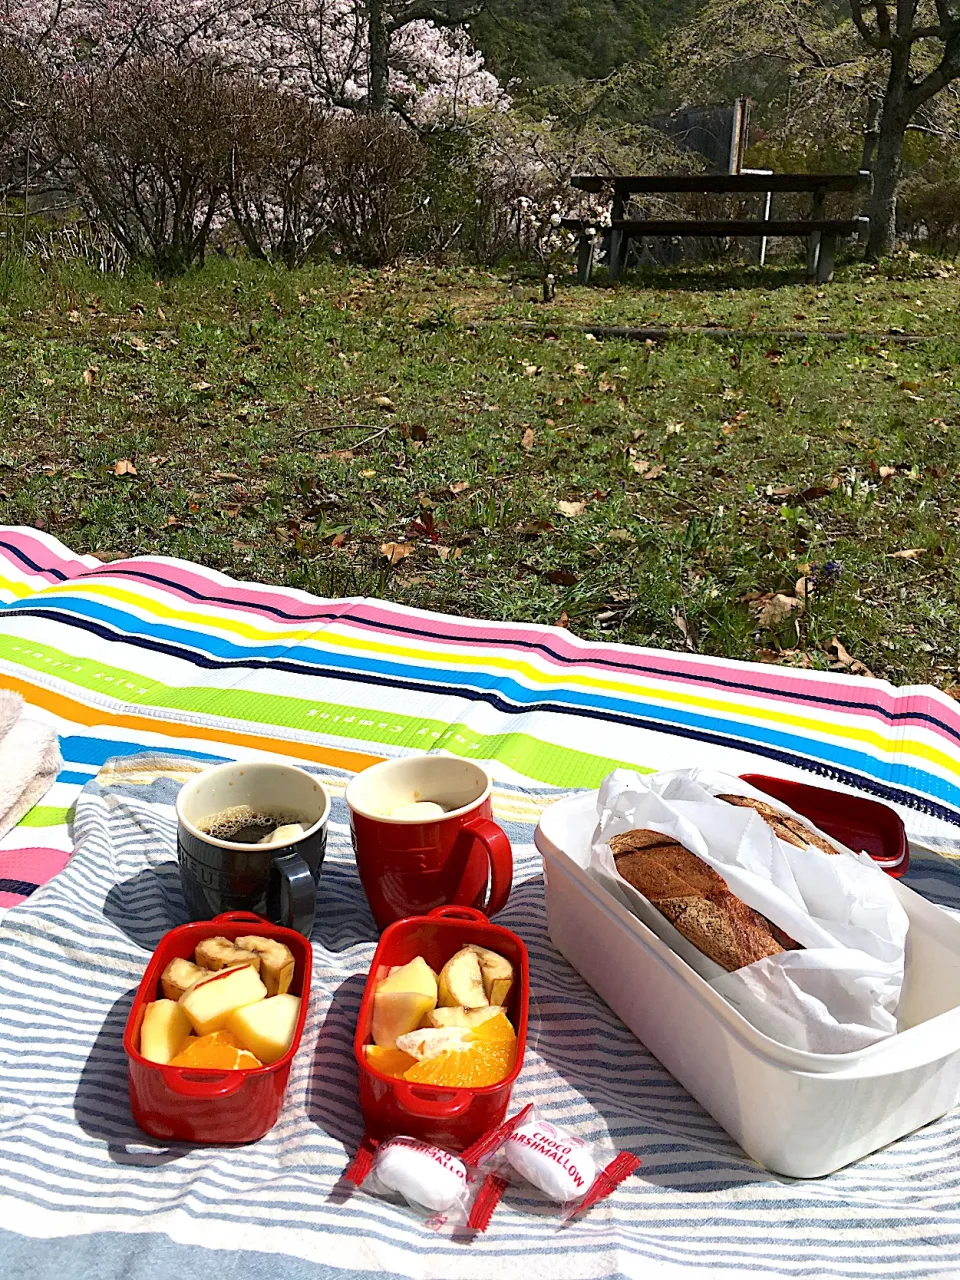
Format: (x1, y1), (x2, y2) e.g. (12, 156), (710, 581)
(567, 172), (871, 284)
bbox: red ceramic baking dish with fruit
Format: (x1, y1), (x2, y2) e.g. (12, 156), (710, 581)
(354, 905), (529, 1150)
(123, 910), (312, 1143)
(740, 773), (909, 877)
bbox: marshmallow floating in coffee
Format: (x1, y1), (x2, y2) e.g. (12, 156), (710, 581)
(503, 1120), (597, 1202)
(390, 801), (447, 821)
(373, 1136), (468, 1211)
(257, 823), (305, 846)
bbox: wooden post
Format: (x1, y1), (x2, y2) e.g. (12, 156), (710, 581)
(816, 230), (837, 283)
(740, 167), (772, 264)
(576, 235), (595, 285)
(728, 96), (750, 175)
(608, 190), (626, 281)
(806, 186), (825, 280)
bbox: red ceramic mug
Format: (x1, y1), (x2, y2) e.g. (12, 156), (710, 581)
(344, 757), (512, 930)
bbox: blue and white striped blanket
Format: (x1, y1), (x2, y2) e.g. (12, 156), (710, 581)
(4, 756), (960, 1280)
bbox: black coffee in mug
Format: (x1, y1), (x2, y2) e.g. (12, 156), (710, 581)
(198, 805), (312, 845)
(175, 764), (331, 937)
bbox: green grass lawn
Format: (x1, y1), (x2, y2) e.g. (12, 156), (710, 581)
(1, 252), (958, 691)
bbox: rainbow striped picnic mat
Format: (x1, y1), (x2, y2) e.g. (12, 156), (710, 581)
(1, 524), (959, 910)
(3, 526), (960, 1280)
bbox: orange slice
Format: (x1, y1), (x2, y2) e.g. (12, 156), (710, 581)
(169, 1030), (263, 1070)
(403, 1039), (516, 1088)
(469, 1010), (515, 1043)
(365, 1045), (418, 1078)
(402, 1013), (518, 1088)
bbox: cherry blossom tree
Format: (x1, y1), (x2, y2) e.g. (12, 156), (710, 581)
(2, 0), (503, 120)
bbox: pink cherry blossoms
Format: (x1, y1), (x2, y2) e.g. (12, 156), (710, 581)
(2, 0), (503, 120)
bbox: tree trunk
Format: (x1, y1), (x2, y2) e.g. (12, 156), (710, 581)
(368, 0), (390, 113)
(866, 52), (911, 260)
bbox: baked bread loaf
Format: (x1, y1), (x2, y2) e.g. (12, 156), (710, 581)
(610, 828), (800, 972)
(718, 794), (838, 856)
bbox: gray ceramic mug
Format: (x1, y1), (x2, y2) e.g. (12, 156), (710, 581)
(175, 762), (330, 936)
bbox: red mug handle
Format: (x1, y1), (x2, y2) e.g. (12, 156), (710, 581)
(393, 1082), (473, 1118)
(426, 906), (488, 922)
(162, 1069), (247, 1098)
(462, 816), (512, 917)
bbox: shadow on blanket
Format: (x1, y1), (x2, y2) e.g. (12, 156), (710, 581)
(102, 865), (190, 953)
(310, 973), (367, 1197)
(74, 989), (192, 1166)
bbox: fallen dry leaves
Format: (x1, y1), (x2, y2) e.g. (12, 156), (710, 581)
(890, 548), (923, 559)
(828, 636), (874, 678)
(521, 428), (536, 452)
(557, 499), (585, 518)
(630, 455), (666, 479)
(756, 647), (812, 668)
(380, 541), (413, 565)
(756, 593), (803, 628)
(111, 459), (137, 476)
(672, 606), (695, 651)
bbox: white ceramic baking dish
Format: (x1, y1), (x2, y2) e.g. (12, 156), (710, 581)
(535, 790), (960, 1178)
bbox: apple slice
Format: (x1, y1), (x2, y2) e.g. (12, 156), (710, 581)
(179, 963), (267, 1036)
(228, 994), (300, 1064)
(437, 948), (488, 1009)
(425, 1005), (503, 1030)
(371, 955), (438, 1049)
(140, 999), (192, 1064)
(464, 945), (514, 1006)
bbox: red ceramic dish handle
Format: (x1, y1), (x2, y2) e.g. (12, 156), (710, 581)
(426, 906), (488, 923)
(212, 911), (270, 924)
(393, 1082), (472, 1117)
(462, 816), (512, 917)
(162, 1069), (247, 1098)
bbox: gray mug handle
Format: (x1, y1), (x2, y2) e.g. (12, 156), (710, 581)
(273, 848), (316, 937)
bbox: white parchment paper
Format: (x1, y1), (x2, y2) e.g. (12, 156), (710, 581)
(590, 768), (909, 1053)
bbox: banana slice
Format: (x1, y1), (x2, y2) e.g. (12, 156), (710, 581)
(195, 936), (262, 975)
(161, 956), (206, 1001)
(437, 947), (488, 1009)
(236, 935), (295, 997)
(464, 944), (514, 1006)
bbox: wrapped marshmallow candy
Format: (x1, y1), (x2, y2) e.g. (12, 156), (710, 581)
(478, 1106), (641, 1222)
(373, 1137), (467, 1212)
(502, 1120), (597, 1201)
(345, 1132), (506, 1232)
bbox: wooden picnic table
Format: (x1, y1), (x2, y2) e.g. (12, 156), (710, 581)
(566, 171), (871, 284)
